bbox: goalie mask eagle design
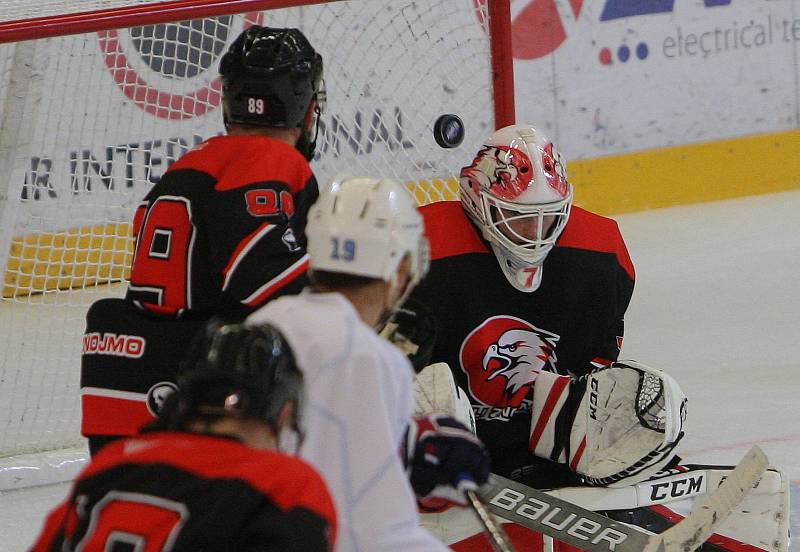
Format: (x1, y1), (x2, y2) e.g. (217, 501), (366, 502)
(460, 315), (559, 408)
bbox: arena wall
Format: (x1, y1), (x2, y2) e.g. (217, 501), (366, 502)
(512, 0), (800, 213)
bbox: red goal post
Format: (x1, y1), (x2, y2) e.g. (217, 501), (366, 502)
(0, 0), (513, 486)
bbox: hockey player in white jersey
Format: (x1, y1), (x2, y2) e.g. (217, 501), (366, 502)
(247, 176), (490, 552)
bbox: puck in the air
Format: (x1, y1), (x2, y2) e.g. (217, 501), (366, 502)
(433, 114), (465, 149)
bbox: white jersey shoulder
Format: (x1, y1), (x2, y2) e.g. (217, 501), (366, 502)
(247, 291), (448, 552)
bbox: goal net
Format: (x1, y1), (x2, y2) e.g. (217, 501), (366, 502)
(0, 0), (513, 487)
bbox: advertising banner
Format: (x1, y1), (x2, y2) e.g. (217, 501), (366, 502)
(513, 0), (800, 158)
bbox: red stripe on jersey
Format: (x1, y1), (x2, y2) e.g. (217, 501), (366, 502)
(29, 501), (69, 552)
(419, 201), (490, 261)
(81, 393), (154, 437)
(244, 254), (309, 307)
(648, 505), (763, 552)
(222, 222), (274, 291)
(132, 203), (147, 239)
(529, 375), (570, 451)
(167, 135), (311, 194)
(569, 436), (587, 471)
(557, 206), (635, 280)
(83, 431), (337, 542)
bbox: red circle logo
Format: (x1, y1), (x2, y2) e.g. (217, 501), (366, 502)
(459, 316), (559, 407)
(98, 13), (262, 120)
(473, 0), (585, 60)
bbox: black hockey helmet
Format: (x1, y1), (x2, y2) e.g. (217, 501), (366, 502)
(219, 25), (325, 160)
(168, 319), (304, 442)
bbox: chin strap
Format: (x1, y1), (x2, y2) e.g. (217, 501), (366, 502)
(296, 104), (322, 161)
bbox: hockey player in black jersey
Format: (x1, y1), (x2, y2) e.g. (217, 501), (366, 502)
(411, 124), (641, 489)
(81, 26), (326, 453)
(410, 125), (788, 552)
(33, 321), (337, 552)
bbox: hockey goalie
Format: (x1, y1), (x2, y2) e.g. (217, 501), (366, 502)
(391, 124), (789, 552)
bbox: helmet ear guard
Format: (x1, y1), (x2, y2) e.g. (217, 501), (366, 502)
(220, 26), (325, 159)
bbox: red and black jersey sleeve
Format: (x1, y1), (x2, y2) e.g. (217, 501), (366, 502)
(80, 298), (206, 438)
(30, 432), (336, 552)
(126, 135), (317, 319)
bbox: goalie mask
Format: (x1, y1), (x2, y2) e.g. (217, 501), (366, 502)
(459, 125), (572, 292)
(170, 319), (305, 452)
(220, 26), (326, 160)
(306, 176), (430, 323)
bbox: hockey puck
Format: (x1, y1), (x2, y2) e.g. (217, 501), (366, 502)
(433, 114), (465, 149)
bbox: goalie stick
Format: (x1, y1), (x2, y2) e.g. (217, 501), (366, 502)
(481, 446), (769, 552)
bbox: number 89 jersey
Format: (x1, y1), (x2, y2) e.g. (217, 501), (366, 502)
(126, 134), (318, 319)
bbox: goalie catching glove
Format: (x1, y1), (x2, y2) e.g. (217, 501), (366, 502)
(403, 413), (491, 510)
(529, 360), (687, 487)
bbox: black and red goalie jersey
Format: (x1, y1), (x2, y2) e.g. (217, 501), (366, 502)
(126, 134), (318, 318)
(410, 201), (635, 488)
(30, 431), (337, 552)
(81, 135), (317, 446)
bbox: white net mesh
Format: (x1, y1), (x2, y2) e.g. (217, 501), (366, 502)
(0, 0), (501, 466)
(637, 371), (666, 433)
(0, 1), (172, 23)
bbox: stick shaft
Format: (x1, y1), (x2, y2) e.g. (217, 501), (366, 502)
(466, 489), (517, 552)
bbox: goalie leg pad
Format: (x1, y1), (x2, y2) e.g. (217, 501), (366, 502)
(415, 362), (476, 434)
(605, 465), (790, 552)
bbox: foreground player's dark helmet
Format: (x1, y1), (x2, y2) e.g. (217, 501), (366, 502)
(171, 320), (304, 442)
(220, 26), (325, 160)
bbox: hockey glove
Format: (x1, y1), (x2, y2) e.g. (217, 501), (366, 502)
(403, 413), (491, 510)
(379, 298), (438, 372)
(529, 360), (687, 487)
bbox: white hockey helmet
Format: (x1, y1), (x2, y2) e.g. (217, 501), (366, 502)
(459, 125), (573, 292)
(306, 175), (430, 294)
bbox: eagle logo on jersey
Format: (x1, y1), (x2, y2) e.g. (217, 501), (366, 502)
(460, 315), (559, 408)
(462, 145), (534, 201)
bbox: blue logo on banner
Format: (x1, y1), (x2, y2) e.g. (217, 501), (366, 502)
(601, 0), (731, 21)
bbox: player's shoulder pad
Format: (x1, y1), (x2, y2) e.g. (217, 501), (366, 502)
(557, 206), (634, 280)
(168, 135), (312, 194)
(419, 200), (489, 261)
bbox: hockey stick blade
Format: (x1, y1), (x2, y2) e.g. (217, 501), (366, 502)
(481, 445), (769, 552)
(645, 445), (769, 552)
